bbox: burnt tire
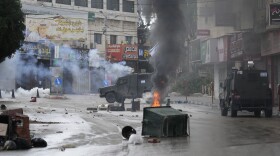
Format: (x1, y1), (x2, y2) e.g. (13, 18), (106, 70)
(105, 92), (116, 103)
(254, 110), (261, 117)
(265, 109), (272, 118)
(31, 138), (47, 148)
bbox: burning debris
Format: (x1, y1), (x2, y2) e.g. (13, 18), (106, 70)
(139, 0), (187, 104)
(152, 91), (160, 107)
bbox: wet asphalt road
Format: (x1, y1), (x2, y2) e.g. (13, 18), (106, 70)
(1, 94), (280, 156)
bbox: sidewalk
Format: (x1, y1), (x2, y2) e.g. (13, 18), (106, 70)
(187, 95), (219, 107)
(168, 93), (219, 107)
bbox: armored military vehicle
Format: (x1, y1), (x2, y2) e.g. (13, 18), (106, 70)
(219, 68), (272, 117)
(99, 73), (152, 103)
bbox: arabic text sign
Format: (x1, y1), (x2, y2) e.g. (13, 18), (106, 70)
(25, 15), (88, 42)
(270, 4), (280, 25)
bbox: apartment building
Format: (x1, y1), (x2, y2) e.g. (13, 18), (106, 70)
(16, 0), (138, 93)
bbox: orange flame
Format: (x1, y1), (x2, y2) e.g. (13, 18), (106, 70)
(152, 91), (161, 107)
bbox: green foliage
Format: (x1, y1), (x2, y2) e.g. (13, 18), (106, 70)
(171, 72), (211, 96)
(0, 0), (25, 62)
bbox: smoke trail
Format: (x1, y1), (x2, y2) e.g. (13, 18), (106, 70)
(141, 0), (187, 101)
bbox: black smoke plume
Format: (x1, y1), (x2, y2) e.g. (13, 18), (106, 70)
(140, 0), (187, 101)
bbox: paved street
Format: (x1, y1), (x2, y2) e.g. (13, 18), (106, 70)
(0, 94), (280, 156)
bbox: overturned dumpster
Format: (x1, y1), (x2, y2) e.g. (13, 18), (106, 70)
(0, 108), (47, 150)
(142, 106), (190, 137)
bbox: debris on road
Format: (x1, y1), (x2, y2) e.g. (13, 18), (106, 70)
(30, 97), (36, 102)
(0, 104), (6, 110)
(0, 108), (47, 150)
(147, 138), (161, 143)
(86, 107), (98, 112)
(128, 134), (143, 145)
(122, 126), (136, 140)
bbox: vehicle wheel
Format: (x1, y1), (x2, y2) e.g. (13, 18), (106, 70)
(221, 108), (228, 116)
(105, 92), (116, 103)
(254, 110), (261, 117)
(265, 109), (272, 118)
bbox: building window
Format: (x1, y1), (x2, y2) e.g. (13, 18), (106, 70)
(107, 0), (119, 11)
(75, 0), (88, 7)
(91, 0), (103, 9)
(123, 0), (134, 13)
(110, 35), (117, 44)
(94, 33), (102, 44)
(56, 0), (71, 5)
(125, 36), (132, 44)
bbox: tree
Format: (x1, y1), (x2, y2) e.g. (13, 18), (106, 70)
(0, 0), (25, 63)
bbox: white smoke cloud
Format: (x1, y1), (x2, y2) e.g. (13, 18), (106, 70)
(88, 49), (133, 86)
(0, 42), (133, 94)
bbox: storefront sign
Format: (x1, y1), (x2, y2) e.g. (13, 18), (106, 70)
(261, 30), (280, 56)
(20, 42), (51, 60)
(138, 45), (151, 60)
(200, 38), (218, 64)
(106, 44), (123, 62)
(229, 33), (243, 59)
(217, 36), (229, 62)
(197, 29), (210, 36)
(122, 45), (138, 61)
(270, 4), (280, 25)
(25, 15), (88, 42)
(106, 44), (138, 62)
(190, 39), (201, 62)
(230, 32), (261, 60)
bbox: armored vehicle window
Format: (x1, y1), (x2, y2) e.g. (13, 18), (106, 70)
(117, 78), (127, 85)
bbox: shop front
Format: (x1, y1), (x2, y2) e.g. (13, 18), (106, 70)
(261, 30), (280, 106)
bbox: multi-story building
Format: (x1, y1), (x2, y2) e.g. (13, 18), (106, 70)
(16, 0), (138, 94)
(189, 0), (268, 99)
(21, 0), (138, 55)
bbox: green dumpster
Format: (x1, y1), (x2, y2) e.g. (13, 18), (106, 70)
(142, 106), (190, 137)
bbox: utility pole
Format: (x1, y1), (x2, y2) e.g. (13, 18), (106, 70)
(99, 11), (119, 61)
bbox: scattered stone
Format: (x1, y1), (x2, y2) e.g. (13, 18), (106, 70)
(135, 115), (139, 117)
(128, 134), (143, 145)
(65, 112), (68, 114)
(56, 131), (63, 133)
(59, 146), (65, 151)
(147, 138), (160, 143)
(119, 114), (124, 116)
